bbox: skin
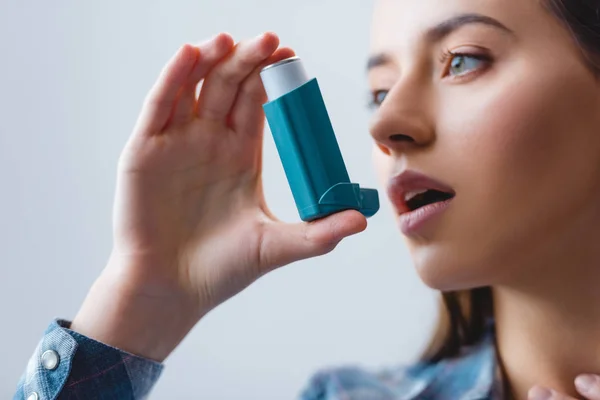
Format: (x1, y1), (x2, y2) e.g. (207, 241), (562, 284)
(67, 1), (600, 399)
(369, 0), (600, 399)
(71, 33), (367, 362)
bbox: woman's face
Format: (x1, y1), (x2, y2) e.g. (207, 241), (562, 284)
(369, 0), (600, 290)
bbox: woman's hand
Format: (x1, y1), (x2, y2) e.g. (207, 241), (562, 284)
(529, 375), (600, 399)
(70, 32), (367, 361)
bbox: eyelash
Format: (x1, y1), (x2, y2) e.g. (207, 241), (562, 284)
(439, 48), (493, 79)
(367, 90), (389, 110)
(367, 49), (493, 109)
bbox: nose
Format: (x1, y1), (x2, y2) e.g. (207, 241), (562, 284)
(369, 77), (435, 156)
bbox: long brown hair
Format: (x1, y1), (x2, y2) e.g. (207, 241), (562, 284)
(420, 0), (600, 363)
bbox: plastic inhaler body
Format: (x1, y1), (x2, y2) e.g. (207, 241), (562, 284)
(260, 57), (379, 222)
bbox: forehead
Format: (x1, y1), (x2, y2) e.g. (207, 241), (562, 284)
(370, 0), (542, 50)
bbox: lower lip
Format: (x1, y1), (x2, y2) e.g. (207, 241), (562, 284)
(399, 199), (453, 236)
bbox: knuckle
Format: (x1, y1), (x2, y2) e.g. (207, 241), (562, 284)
(239, 79), (266, 103)
(145, 94), (172, 112)
(200, 103), (224, 120)
(212, 52), (257, 88)
(304, 221), (341, 254)
(213, 67), (240, 88)
(303, 224), (313, 244)
(236, 52), (257, 71)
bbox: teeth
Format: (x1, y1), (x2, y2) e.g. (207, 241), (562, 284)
(404, 189), (428, 203)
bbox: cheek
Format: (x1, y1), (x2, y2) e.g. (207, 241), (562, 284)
(443, 69), (581, 184)
(425, 61), (600, 288)
(452, 61), (600, 209)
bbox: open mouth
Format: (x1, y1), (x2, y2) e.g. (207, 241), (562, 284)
(404, 189), (455, 212)
(387, 170), (456, 217)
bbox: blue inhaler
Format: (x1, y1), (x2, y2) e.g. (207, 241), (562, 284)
(260, 57), (380, 222)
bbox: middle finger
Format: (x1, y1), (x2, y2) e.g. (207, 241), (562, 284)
(196, 32), (279, 122)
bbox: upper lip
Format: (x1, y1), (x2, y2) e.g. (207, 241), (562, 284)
(387, 170), (455, 215)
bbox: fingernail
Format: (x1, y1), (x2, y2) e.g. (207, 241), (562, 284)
(528, 386), (553, 400)
(576, 374), (597, 393)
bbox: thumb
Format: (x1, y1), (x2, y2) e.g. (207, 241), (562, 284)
(259, 210), (368, 271)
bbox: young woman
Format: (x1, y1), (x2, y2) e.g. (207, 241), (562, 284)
(14, 0), (600, 399)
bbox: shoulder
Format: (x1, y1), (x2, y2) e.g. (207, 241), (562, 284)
(299, 335), (498, 400)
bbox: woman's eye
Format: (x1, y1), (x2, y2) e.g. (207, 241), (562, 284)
(368, 90), (389, 109)
(445, 53), (490, 78)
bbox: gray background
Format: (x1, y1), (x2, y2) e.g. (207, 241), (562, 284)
(0, 1), (436, 398)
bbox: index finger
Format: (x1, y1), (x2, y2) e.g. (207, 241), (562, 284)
(196, 32), (279, 122)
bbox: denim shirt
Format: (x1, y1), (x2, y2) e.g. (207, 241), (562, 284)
(14, 320), (501, 399)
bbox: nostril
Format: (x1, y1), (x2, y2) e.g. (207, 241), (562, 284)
(376, 143), (391, 156)
(375, 134), (415, 156)
(390, 134), (414, 143)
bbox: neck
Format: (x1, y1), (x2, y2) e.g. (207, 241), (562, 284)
(494, 234), (600, 399)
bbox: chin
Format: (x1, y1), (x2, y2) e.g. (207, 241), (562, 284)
(409, 244), (490, 292)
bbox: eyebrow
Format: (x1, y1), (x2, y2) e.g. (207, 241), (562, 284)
(366, 13), (515, 71)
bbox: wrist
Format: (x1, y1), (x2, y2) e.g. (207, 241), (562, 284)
(71, 256), (204, 362)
